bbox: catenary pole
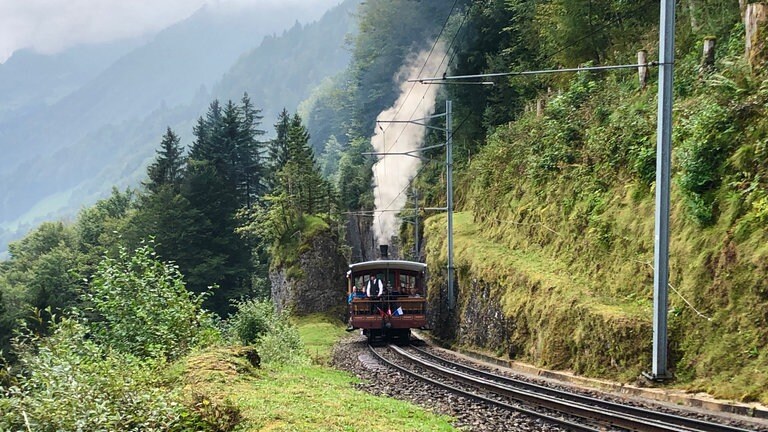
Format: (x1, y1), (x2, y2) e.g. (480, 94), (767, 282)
(650, 0), (675, 380)
(446, 100), (455, 309)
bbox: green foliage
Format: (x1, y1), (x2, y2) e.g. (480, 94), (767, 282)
(74, 187), (136, 258)
(0, 222), (82, 355)
(226, 299), (308, 366)
(0, 318), (201, 431)
(226, 299), (275, 345)
(144, 127), (185, 194)
(535, 0), (657, 67)
(85, 242), (218, 360)
(245, 111), (338, 264)
(675, 98), (737, 224)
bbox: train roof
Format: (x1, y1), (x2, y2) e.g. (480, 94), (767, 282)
(348, 260), (427, 274)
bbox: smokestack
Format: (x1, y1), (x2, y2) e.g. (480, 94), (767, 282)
(379, 245), (389, 260)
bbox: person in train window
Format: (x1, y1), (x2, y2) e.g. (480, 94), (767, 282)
(348, 285), (365, 303)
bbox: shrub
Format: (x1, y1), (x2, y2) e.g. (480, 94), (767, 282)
(227, 299), (308, 365)
(227, 299), (274, 345)
(675, 98), (736, 225)
(85, 241), (219, 360)
(0, 318), (203, 432)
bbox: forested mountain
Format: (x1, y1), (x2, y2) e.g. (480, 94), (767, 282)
(214, 0), (356, 123)
(0, 0), (354, 255)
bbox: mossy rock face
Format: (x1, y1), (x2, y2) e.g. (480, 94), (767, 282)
(425, 213), (652, 381)
(270, 227), (347, 316)
(429, 265), (651, 379)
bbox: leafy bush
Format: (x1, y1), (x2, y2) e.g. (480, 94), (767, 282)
(675, 98), (736, 224)
(0, 318), (203, 432)
(227, 299), (307, 365)
(85, 241), (219, 360)
(227, 299), (274, 345)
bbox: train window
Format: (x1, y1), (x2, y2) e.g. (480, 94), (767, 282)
(399, 274), (418, 296)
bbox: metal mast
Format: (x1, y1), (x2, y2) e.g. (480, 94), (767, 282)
(650, 0), (676, 380)
(446, 100), (455, 309)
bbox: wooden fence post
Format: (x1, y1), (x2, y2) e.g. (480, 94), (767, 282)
(637, 49), (648, 89)
(701, 37), (716, 72)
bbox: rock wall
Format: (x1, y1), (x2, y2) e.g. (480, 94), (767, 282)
(428, 264), (652, 377)
(345, 214), (376, 262)
(270, 229), (348, 316)
(424, 216), (653, 379)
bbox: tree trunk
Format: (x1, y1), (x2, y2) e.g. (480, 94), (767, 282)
(745, 3), (768, 71)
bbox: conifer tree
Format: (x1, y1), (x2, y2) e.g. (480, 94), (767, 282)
(238, 93), (266, 205)
(268, 108), (292, 188)
(144, 127), (185, 194)
(189, 100), (224, 164)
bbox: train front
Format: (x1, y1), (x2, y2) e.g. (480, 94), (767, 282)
(347, 245), (427, 343)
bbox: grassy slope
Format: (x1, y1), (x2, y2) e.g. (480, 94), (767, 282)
(425, 44), (768, 403)
(179, 316), (456, 431)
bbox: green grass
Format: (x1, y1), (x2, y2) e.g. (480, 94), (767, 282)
(438, 211), (650, 320)
(294, 313), (348, 365)
(179, 316), (458, 431)
(234, 364), (455, 431)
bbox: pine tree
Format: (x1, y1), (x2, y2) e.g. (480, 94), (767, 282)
(144, 127), (185, 194)
(285, 113), (321, 214)
(189, 100), (224, 164)
(238, 93), (266, 205)
(268, 108), (292, 188)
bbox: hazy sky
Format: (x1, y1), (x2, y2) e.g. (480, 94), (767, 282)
(0, 0), (339, 63)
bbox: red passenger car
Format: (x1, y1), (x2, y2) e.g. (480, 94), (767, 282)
(347, 259), (427, 343)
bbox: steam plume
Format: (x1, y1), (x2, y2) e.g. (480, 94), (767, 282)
(371, 43), (446, 246)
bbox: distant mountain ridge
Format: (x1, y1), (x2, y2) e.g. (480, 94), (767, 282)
(0, 38), (146, 123)
(0, 0), (357, 254)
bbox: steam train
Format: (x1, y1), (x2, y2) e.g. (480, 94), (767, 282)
(346, 245), (427, 343)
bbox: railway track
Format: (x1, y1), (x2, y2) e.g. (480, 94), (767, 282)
(369, 343), (758, 432)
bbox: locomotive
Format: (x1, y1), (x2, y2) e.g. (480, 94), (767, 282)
(346, 245), (427, 343)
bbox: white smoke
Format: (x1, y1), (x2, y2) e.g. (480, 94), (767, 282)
(371, 43), (446, 246)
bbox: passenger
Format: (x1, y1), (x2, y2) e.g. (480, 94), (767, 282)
(348, 285), (365, 303)
(346, 286), (366, 331)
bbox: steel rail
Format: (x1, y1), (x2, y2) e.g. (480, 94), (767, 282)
(408, 345), (753, 432)
(367, 344), (598, 432)
(388, 345), (701, 432)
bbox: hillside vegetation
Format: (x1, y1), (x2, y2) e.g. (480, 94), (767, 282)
(417, 0), (768, 403)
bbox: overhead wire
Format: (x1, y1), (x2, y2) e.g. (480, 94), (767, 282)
(376, 113), (472, 216)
